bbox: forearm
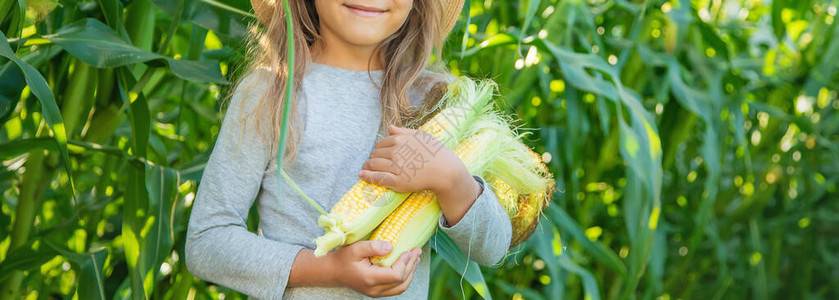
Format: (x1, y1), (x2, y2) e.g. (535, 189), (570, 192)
(436, 175), (512, 266)
(435, 170), (482, 226)
(185, 224), (305, 299)
(288, 249), (341, 287)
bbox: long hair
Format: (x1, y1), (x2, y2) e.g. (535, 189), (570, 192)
(226, 0), (448, 169)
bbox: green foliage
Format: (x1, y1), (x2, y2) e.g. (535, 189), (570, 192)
(1, 0), (838, 299)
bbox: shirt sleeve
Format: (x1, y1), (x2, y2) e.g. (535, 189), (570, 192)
(184, 70), (304, 299)
(437, 175), (512, 266)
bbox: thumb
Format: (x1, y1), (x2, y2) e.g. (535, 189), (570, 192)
(353, 240), (393, 258)
(388, 124), (411, 135)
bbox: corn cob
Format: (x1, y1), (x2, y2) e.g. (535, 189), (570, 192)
(485, 146), (554, 248)
(368, 130), (502, 266)
(487, 174), (551, 248)
(312, 78), (497, 257)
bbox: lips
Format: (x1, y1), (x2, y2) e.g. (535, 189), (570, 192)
(344, 3), (387, 17)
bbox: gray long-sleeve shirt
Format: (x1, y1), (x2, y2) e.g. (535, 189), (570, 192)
(185, 63), (512, 299)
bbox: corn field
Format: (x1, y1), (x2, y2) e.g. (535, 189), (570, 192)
(1, 0), (837, 299)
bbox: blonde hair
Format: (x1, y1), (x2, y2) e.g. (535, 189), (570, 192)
(226, 0), (450, 167)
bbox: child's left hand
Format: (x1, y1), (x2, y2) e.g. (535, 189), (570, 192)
(358, 124), (466, 193)
(359, 124), (483, 225)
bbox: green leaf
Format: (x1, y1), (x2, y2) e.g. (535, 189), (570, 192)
(519, 0), (542, 41)
(0, 63), (24, 124)
(117, 66), (151, 300)
(430, 231), (493, 300)
(148, 0), (253, 40)
(76, 249), (109, 300)
(43, 18), (227, 84)
(547, 205), (629, 279)
(0, 243), (58, 282)
(0, 29), (77, 202)
(142, 163), (179, 288)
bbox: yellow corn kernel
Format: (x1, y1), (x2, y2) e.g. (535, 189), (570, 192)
(369, 190), (438, 266)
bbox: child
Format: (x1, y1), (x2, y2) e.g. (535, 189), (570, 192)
(185, 0), (512, 298)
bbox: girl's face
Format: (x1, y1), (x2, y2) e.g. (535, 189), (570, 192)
(315, 0), (414, 47)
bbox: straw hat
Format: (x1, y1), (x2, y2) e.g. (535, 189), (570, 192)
(250, 0), (465, 43)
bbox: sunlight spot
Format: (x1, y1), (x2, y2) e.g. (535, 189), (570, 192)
(750, 130), (761, 146)
(706, 47), (716, 57)
(686, 171), (698, 183)
(750, 252), (762, 266)
(552, 231), (563, 255)
(160, 262), (172, 276)
(798, 217), (811, 228)
(817, 87), (830, 108)
(698, 8), (711, 22)
(525, 46), (539, 66)
(533, 259), (545, 270)
(661, 2), (672, 13)
(185, 192), (195, 207)
(608, 204), (619, 216)
(550, 80), (565, 92)
(608, 54), (618, 65)
(540, 275), (551, 285)
(765, 172), (777, 184)
(585, 226), (602, 241)
(541, 152), (552, 164)
(741, 182), (754, 196)
(677, 196), (687, 207)
(796, 95), (814, 114)
(648, 207), (660, 229)
(738, 8), (749, 19)
(542, 6), (555, 18)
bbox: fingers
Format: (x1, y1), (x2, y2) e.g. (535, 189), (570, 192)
(374, 125), (415, 149)
(382, 248), (414, 283)
(351, 240), (393, 259)
(358, 170), (399, 190)
(378, 248), (422, 297)
(368, 147), (394, 159)
(373, 137), (398, 149)
(388, 124), (413, 135)
(361, 158), (401, 175)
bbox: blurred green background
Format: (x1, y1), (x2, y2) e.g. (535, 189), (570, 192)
(1, 0), (837, 299)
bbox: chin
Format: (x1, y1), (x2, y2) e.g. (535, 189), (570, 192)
(341, 29), (396, 46)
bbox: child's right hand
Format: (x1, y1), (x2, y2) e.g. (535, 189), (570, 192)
(329, 240), (422, 297)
